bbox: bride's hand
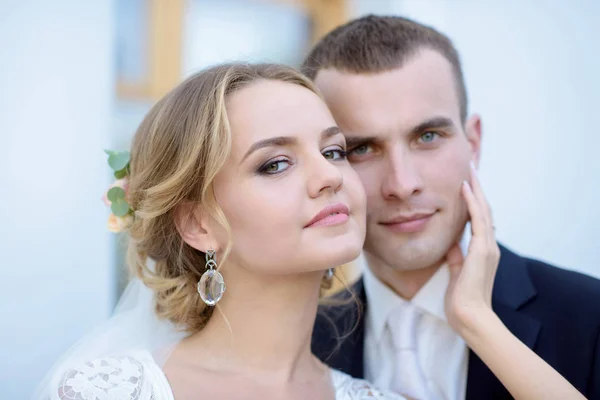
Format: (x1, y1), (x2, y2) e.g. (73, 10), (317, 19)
(443, 166), (587, 400)
(444, 164), (500, 335)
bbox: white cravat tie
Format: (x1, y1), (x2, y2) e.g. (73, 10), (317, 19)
(388, 304), (429, 400)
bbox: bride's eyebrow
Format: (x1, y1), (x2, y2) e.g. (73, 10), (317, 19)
(241, 136), (297, 163)
(322, 126), (341, 139)
(241, 126), (342, 162)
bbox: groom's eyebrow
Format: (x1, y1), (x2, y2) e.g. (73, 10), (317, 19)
(345, 136), (378, 148)
(411, 116), (455, 134)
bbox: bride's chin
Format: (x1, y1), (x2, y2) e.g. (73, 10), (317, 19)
(311, 244), (362, 272)
(339, 243), (362, 264)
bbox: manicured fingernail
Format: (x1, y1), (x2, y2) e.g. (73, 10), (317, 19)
(463, 180), (470, 189)
(470, 160), (476, 170)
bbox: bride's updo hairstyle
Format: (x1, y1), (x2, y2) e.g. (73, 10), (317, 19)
(125, 63), (321, 333)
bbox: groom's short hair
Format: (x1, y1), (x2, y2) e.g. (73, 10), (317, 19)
(301, 15), (469, 122)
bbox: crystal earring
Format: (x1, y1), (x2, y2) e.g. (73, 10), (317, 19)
(324, 268), (335, 280)
(197, 249), (226, 306)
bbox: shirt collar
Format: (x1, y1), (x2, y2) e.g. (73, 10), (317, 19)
(363, 223), (471, 342)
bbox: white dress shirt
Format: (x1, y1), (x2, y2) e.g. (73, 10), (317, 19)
(363, 228), (471, 400)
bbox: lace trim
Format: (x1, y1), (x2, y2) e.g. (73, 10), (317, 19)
(54, 356), (401, 400)
(332, 370), (406, 399)
(57, 356), (144, 400)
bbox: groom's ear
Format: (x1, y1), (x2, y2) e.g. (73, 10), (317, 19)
(175, 203), (219, 253)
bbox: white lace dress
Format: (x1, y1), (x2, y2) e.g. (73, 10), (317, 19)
(49, 350), (406, 400)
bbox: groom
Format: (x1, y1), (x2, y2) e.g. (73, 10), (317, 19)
(306, 15), (600, 399)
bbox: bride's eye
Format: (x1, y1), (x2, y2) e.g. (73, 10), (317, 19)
(258, 158), (291, 175)
(322, 147), (348, 161)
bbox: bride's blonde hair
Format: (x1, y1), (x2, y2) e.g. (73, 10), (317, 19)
(126, 63), (321, 333)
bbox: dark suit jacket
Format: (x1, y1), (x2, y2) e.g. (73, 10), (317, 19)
(312, 244), (600, 399)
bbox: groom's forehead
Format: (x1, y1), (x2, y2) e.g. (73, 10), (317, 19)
(315, 71), (462, 138)
(315, 53), (460, 105)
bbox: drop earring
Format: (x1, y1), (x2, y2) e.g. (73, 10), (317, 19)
(197, 249), (226, 306)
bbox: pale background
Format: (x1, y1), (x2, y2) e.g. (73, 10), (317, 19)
(1, 0), (598, 397)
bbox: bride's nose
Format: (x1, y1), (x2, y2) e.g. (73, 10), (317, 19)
(306, 154), (343, 198)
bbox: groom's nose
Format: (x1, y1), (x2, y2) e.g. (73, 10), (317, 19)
(381, 145), (424, 201)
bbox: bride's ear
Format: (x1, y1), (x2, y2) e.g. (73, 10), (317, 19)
(175, 203), (219, 253)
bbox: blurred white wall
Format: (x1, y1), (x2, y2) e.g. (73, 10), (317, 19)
(352, 0), (600, 278)
(0, 0), (115, 398)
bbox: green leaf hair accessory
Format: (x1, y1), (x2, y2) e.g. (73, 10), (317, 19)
(102, 150), (133, 232)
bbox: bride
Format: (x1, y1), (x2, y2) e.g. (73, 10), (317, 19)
(34, 63), (585, 399)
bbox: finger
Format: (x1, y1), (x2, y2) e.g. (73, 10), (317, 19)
(462, 180), (486, 239)
(469, 164), (496, 241)
(469, 163), (492, 227)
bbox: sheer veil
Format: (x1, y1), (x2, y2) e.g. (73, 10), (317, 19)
(31, 274), (187, 400)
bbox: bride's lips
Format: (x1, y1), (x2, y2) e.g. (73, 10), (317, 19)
(379, 212), (435, 233)
(305, 203), (350, 228)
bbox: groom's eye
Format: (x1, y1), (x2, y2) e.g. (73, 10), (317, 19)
(418, 131), (440, 144)
(348, 143), (373, 157)
(351, 145), (369, 154)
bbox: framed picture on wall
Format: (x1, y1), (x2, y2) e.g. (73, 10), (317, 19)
(115, 0), (348, 101)
(115, 0), (185, 100)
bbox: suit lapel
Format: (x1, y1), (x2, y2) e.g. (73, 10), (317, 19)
(466, 244), (542, 399)
(314, 279), (367, 378)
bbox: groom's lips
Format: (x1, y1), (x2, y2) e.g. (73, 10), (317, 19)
(380, 212), (435, 233)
